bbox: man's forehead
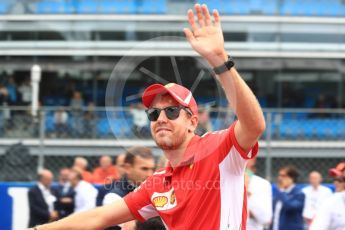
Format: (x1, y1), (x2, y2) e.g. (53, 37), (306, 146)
(150, 93), (179, 107)
(134, 155), (155, 165)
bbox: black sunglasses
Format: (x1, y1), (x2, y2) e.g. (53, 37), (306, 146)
(145, 106), (192, 121)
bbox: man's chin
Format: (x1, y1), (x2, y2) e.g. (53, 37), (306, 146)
(154, 138), (176, 150)
(156, 141), (176, 150)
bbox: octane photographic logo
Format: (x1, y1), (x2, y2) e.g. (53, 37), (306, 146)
(105, 36), (236, 165)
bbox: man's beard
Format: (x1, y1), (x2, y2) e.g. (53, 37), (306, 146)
(153, 133), (186, 150)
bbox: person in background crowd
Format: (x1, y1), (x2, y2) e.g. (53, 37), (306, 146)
(103, 146), (156, 230)
(68, 169), (98, 213)
(93, 155), (119, 185)
(53, 107), (69, 138)
(271, 166), (305, 230)
(115, 153), (126, 178)
(329, 162), (345, 193)
(329, 162), (345, 178)
(129, 103), (151, 138)
(70, 91), (84, 111)
(302, 171), (332, 227)
(333, 175), (345, 192)
(18, 77), (32, 106)
(72, 157), (93, 183)
(96, 154), (127, 206)
(194, 107), (213, 136)
(52, 168), (74, 220)
(70, 91), (84, 137)
(310, 175), (345, 230)
(0, 82), (9, 134)
(245, 158), (272, 230)
(5, 76), (18, 105)
(28, 169), (58, 227)
(83, 101), (97, 138)
(0, 82), (9, 105)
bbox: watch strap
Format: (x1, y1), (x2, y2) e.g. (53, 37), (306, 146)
(213, 55), (235, 75)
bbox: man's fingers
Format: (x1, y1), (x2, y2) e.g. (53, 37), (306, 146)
(213, 9), (221, 27)
(195, 4), (205, 28)
(201, 4), (212, 26)
(183, 28), (195, 43)
(187, 9), (198, 32)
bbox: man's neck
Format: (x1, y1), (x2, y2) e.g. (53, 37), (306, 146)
(312, 184), (319, 190)
(38, 182), (48, 190)
(164, 134), (195, 168)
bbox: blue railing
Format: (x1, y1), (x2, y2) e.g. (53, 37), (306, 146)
(2, 107), (345, 140)
(1, 0), (345, 16)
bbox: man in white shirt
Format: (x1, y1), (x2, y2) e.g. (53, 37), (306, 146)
(310, 177), (345, 230)
(68, 169), (98, 213)
(302, 171), (333, 227)
(245, 158), (272, 230)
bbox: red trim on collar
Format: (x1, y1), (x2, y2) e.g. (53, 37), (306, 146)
(164, 135), (200, 174)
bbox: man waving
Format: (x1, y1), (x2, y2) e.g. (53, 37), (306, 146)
(29, 4), (265, 230)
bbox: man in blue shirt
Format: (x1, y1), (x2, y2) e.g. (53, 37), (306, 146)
(271, 165), (305, 230)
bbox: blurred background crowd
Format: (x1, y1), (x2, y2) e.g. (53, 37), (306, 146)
(27, 149), (345, 230)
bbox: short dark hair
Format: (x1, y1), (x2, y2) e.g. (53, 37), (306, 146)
(280, 165), (300, 183)
(334, 175), (345, 183)
(124, 146), (154, 165)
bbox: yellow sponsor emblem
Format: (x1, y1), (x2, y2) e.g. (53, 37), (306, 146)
(152, 196), (168, 208)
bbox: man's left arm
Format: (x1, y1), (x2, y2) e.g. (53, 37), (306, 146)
(184, 4), (265, 152)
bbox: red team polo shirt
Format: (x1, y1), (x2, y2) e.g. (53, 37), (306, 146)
(124, 123), (258, 230)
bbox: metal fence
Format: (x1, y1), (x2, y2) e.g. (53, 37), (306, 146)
(0, 106), (344, 183)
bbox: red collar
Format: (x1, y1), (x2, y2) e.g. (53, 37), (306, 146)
(165, 135), (200, 175)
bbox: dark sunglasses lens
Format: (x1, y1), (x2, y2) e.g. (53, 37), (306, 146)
(146, 109), (160, 121)
(165, 107), (180, 120)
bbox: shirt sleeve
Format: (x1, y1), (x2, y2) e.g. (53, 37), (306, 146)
(228, 122), (259, 160)
(123, 178), (159, 222)
(201, 122), (258, 160)
(103, 193), (122, 206)
(310, 198), (332, 230)
(302, 189), (314, 219)
(200, 122), (258, 175)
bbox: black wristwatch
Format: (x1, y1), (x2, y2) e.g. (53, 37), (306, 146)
(213, 55), (235, 75)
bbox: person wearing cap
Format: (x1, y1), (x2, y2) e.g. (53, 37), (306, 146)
(310, 175), (345, 230)
(329, 162), (345, 193)
(329, 162), (345, 178)
(27, 4), (265, 230)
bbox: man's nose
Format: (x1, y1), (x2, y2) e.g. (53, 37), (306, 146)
(156, 109), (168, 123)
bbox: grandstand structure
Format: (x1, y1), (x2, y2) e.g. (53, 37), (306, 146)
(0, 0), (345, 181)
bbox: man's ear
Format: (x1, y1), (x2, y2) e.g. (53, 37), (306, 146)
(188, 115), (198, 133)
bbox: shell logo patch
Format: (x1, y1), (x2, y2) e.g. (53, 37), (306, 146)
(152, 196), (168, 208)
(151, 188), (177, 211)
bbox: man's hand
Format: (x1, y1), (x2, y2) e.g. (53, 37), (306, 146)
(49, 211), (59, 222)
(184, 4), (228, 67)
(60, 197), (73, 203)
